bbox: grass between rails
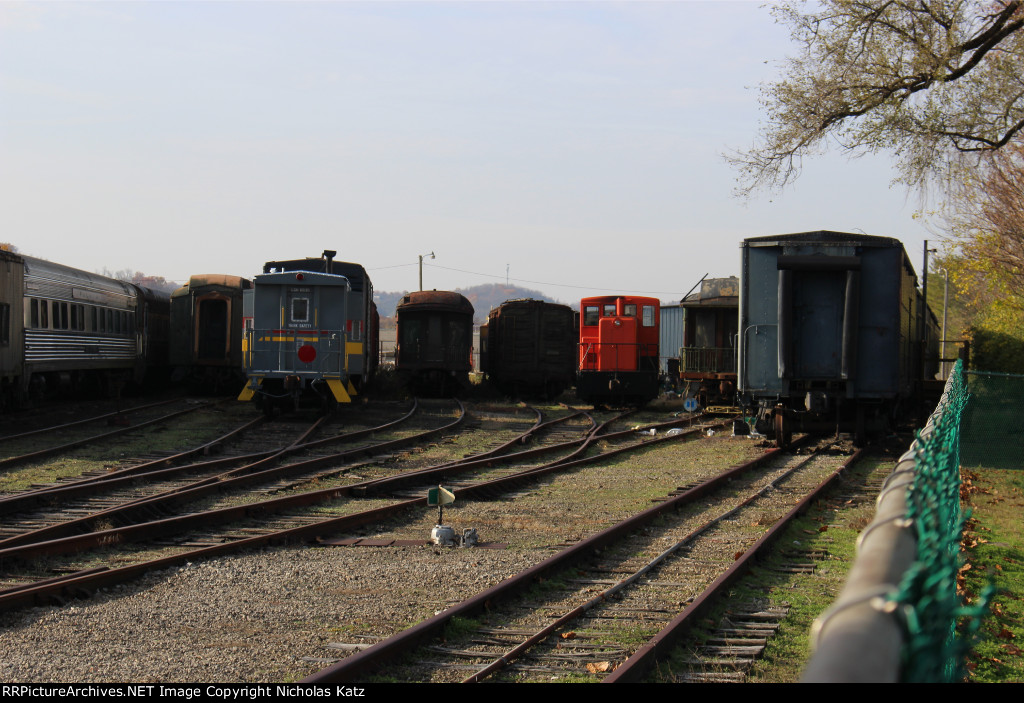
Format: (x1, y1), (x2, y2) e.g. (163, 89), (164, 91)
(650, 452), (894, 683)
(961, 467), (1024, 682)
(0, 403), (254, 493)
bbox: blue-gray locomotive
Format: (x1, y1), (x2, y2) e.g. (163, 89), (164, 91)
(237, 250), (378, 413)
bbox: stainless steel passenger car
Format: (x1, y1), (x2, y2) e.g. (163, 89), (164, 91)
(4, 255), (170, 403)
(738, 231), (938, 442)
(0, 250), (25, 408)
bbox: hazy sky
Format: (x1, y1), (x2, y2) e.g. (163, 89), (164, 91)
(0, 1), (935, 305)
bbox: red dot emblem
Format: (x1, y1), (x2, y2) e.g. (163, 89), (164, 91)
(297, 344), (317, 363)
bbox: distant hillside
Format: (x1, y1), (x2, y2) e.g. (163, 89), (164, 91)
(375, 283), (569, 323)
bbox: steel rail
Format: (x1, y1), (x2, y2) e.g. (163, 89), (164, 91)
(0, 397), (183, 443)
(459, 441), (831, 683)
(0, 400), (216, 472)
(0, 401), (421, 514)
(0, 415), (269, 514)
(0, 409), (706, 613)
(0, 400), (449, 552)
(301, 436), (802, 683)
(603, 446), (867, 682)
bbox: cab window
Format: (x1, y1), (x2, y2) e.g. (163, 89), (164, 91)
(642, 305), (656, 327)
(583, 306), (599, 326)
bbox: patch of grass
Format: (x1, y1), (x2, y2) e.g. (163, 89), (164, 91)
(441, 615), (480, 641)
(650, 454), (894, 683)
(961, 467), (1024, 682)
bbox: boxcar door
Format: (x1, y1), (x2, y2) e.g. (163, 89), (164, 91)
(791, 271), (844, 379)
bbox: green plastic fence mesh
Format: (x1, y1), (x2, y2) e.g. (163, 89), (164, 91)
(960, 370), (1024, 469)
(893, 360), (993, 682)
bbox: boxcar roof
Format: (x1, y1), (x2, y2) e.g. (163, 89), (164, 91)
(743, 230), (903, 248)
(742, 230), (918, 281)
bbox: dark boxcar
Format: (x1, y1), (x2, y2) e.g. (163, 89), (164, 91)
(169, 274), (251, 393)
(261, 251), (377, 390)
(239, 265), (355, 414)
(679, 276), (738, 410)
(738, 231), (935, 441)
(577, 295), (660, 407)
(395, 290), (474, 396)
(481, 299), (577, 399)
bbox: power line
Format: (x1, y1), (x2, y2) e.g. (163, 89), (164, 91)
(370, 261), (685, 298)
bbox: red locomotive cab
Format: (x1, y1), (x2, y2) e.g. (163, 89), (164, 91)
(578, 295), (660, 406)
(597, 314), (638, 369)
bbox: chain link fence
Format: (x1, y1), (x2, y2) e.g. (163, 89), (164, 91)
(960, 370), (1024, 469)
(805, 360), (993, 682)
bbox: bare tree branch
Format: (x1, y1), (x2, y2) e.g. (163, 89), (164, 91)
(729, 0), (1024, 196)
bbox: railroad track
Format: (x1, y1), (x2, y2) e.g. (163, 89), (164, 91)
(0, 399), (448, 554)
(0, 397), (215, 472)
(0, 404), (721, 614)
(298, 436), (866, 683)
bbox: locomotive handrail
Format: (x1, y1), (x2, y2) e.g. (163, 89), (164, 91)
(578, 341), (656, 371)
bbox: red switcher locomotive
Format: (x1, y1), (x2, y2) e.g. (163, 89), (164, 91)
(577, 295), (660, 407)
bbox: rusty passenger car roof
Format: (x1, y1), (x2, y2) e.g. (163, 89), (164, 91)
(397, 290), (474, 314)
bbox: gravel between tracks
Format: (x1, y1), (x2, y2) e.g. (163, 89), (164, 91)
(0, 414), (765, 684)
(0, 545), (543, 683)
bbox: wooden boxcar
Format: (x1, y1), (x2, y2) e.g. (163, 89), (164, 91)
(481, 299), (577, 399)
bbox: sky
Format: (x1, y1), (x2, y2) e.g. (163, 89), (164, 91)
(0, 1), (937, 306)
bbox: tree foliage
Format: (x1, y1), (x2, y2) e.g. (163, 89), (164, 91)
(943, 143), (1024, 332)
(731, 0), (1024, 194)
